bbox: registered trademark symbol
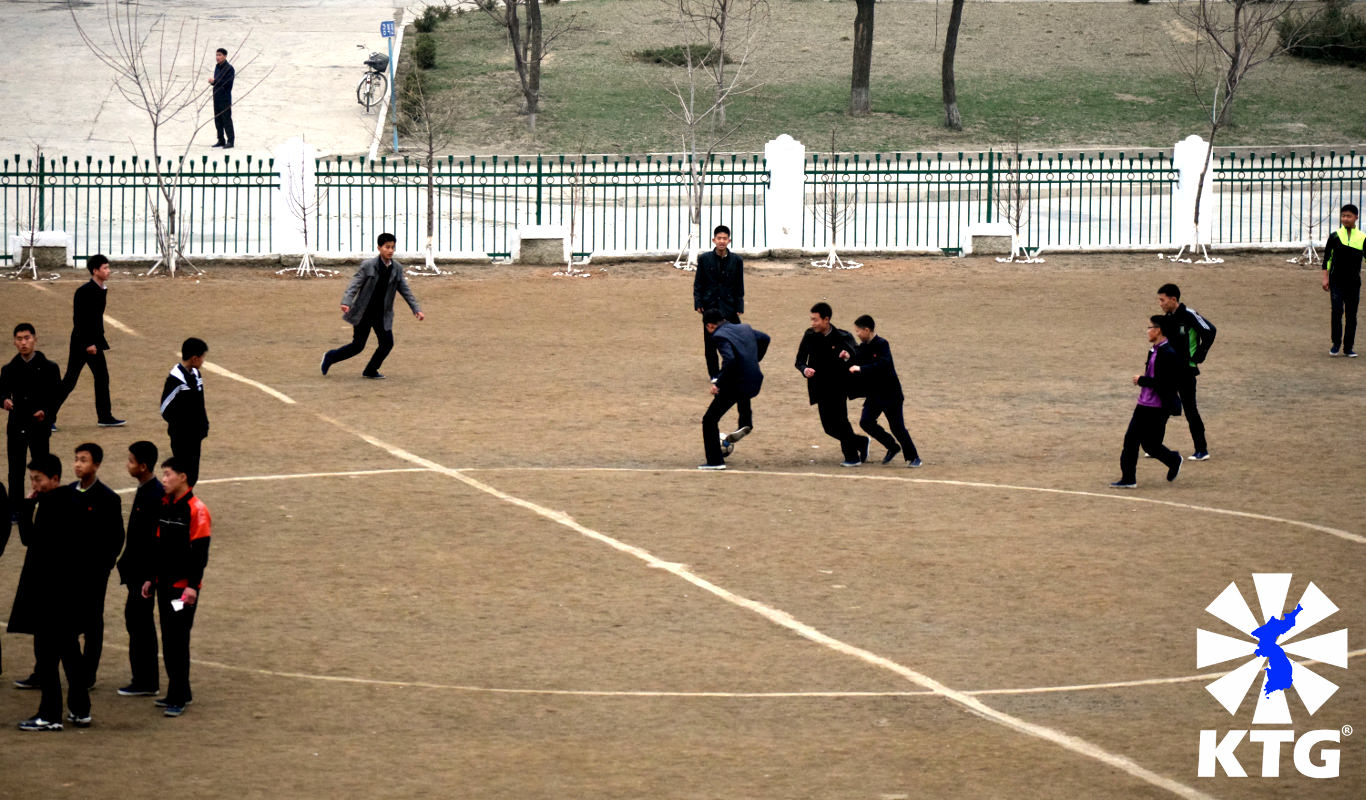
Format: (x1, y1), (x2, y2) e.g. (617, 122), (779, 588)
(1343, 725), (1354, 736)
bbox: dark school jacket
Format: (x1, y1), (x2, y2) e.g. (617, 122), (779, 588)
(71, 279), (110, 350)
(7, 485), (81, 635)
(213, 60), (235, 104)
(161, 363), (209, 439)
(117, 478), (166, 587)
(0, 351), (61, 433)
(711, 322), (770, 399)
(850, 335), (905, 403)
(693, 250), (745, 318)
(795, 325), (860, 404)
(1162, 304), (1216, 376)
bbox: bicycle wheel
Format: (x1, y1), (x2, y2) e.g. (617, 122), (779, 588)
(357, 71), (388, 112)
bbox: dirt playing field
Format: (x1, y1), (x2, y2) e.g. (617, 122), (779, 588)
(0, 252), (1362, 799)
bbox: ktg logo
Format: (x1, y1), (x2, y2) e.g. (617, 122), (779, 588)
(1195, 573), (1349, 778)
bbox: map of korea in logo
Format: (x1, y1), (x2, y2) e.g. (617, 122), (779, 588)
(1196, 573), (1349, 723)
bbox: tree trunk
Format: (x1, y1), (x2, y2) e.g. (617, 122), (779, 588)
(713, 0), (729, 131)
(850, 0), (875, 116)
(526, 0), (543, 119)
(941, 0), (965, 131)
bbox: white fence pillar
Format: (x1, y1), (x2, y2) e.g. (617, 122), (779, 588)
(1172, 134), (1215, 246)
(272, 137), (319, 255)
(765, 134), (805, 251)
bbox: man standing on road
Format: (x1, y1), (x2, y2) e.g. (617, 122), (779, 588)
(116, 441), (164, 698)
(1111, 316), (1185, 489)
(698, 311), (769, 470)
(1322, 203), (1362, 358)
(694, 225), (745, 375)
(161, 338), (209, 487)
(68, 443), (124, 690)
(2, 323), (61, 510)
(208, 48), (235, 149)
(143, 457), (211, 718)
(321, 233), (425, 380)
(1157, 283), (1216, 461)
(847, 315), (922, 468)
(53, 254), (125, 430)
(795, 302), (867, 467)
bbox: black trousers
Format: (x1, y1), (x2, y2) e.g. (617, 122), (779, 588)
(35, 629), (89, 722)
(326, 318), (394, 374)
(1176, 376), (1207, 454)
(860, 397), (919, 461)
(1330, 283), (1359, 352)
(124, 585), (159, 691)
(214, 100), (234, 146)
(7, 423), (50, 504)
(170, 433), (204, 487)
(157, 586), (199, 704)
(816, 394), (863, 461)
(1120, 405), (1181, 482)
(701, 389), (753, 466)
(80, 575), (109, 687)
(56, 339), (112, 423)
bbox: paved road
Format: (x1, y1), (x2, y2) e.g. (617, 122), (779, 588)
(0, 0), (407, 160)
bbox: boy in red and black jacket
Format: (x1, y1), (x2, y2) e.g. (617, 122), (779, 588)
(140, 457), (211, 717)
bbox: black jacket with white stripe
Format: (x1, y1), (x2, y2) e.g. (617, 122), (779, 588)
(160, 363), (208, 439)
(1162, 303), (1216, 377)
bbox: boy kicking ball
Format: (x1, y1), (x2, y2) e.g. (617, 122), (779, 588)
(699, 311), (769, 470)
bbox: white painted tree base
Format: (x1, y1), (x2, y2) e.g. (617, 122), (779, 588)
(811, 248), (862, 269)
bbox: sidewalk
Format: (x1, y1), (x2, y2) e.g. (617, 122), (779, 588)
(0, 0), (407, 159)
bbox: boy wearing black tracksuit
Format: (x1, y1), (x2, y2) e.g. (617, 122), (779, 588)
(1322, 203), (1363, 357)
(1157, 284), (1216, 461)
(161, 338), (209, 487)
(1111, 316), (1186, 489)
(848, 315), (922, 467)
(116, 441), (164, 697)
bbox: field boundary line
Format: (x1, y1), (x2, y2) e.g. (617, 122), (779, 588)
(314, 415), (1216, 800)
(108, 467), (433, 495)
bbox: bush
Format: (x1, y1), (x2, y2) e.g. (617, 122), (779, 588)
(399, 70), (428, 135)
(1280, 0), (1366, 67)
(414, 33), (437, 70)
(632, 44), (733, 68)
(413, 9), (437, 33)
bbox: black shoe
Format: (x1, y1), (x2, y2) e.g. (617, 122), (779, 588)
(97, 417), (127, 427)
(154, 697), (192, 708)
(320, 353), (332, 376)
(117, 684), (158, 697)
(858, 436), (870, 464)
(18, 716), (62, 731)
(361, 372), (386, 380)
(1167, 456), (1182, 482)
(223, 144), (233, 150)
(881, 444), (901, 464)
(211, 142), (225, 148)
(66, 711), (92, 728)
(13, 674), (40, 690)
(1109, 479), (1137, 489)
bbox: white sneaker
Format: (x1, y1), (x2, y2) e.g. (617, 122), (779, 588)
(697, 463), (727, 471)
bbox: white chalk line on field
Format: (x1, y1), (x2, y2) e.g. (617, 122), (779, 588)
(200, 359), (296, 404)
(312, 414), (1215, 800)
(108, 467), (433, 495)
(462, 466), (1366, 547)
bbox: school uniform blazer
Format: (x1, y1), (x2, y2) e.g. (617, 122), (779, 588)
(795, 326), (859, 404)
(71, 279), (110, 350)
(340, 256), (421, 330)
(7, 486), (81, 635)
(850, 335), (905, 403)
(1136, 340), (1185, 417)
(711, 322), (769, 399)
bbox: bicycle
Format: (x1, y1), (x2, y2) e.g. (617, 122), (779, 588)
(357, 52), (389, 112)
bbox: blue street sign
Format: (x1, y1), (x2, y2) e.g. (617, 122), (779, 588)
(380, 20), (395, 38)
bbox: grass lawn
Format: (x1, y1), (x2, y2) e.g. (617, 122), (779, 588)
(403, 0), (1366, 154)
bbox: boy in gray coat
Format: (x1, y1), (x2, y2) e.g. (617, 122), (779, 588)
(321, 233), (425, 379)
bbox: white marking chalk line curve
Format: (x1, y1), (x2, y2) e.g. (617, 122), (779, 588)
(462, 466), (1365, 546)
(107, 467), (433, 495)
(314, 414), (1214, 800)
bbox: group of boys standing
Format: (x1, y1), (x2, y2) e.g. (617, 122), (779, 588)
(0, 253), (216, 731)
(693, 225), (922, 470)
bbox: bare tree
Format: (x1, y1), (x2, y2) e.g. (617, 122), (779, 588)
(553, 154), (593, 278)
(664, 0), (767, 269)
(69, 0), (270, 276)
(1167, 0), (1321, 263)
(993, 137), (1043, 263)
(275, 138), (335, 278)
(8, 145), (54, 281)
(941, 0), (966, 131)
(849, 0), (876, 117)
(482, 0), (577, 134)
(397, 69), (461, 273)
(1285, 153), (1328, 265)
(810, 130), (862, 269)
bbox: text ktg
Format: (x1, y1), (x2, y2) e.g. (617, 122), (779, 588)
(1199, 729), (1340, 778)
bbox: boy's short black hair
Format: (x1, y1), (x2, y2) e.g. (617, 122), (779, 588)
(129, 441), (159, 471)
(182, 337), (209, 359)
(713, 225), (731, 238)
(1151, 314), (1169, 329)
(75, 442), (104, 464)
(1344, 204), (1359, 216)
(28, 453), (61, 479)
(87, 254), (109, 273)
(1157, 283), (1180, 300)
(810, 301), (833, 319)
(853, 314), (875, 330)
(702, 310), (724, 325)
(217, 47), (228, 56)
(162, 457), (186, 475)
(13, 322), (35, 337)
(377, 232), (396, 248)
